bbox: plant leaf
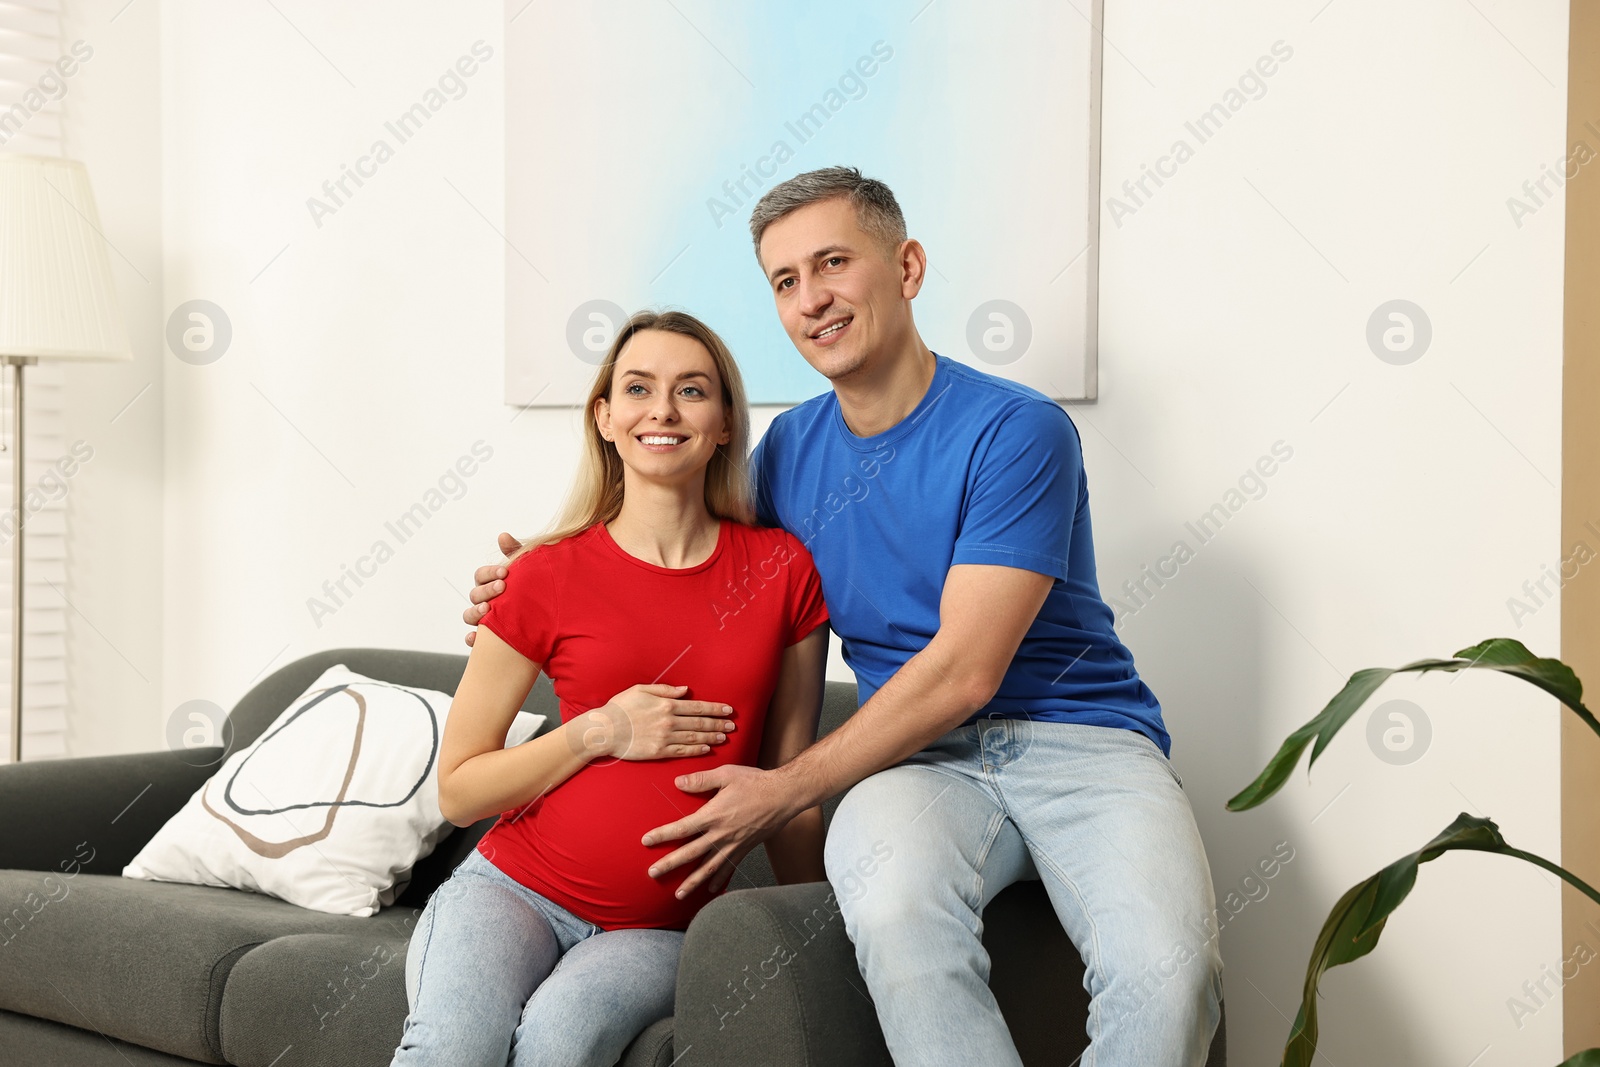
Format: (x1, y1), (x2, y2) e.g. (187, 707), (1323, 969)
(1450, 638), (1587, 714)
(1281, 814), (1600, 1067)
(1229, 638), (1597, 812)
(1558, 1050), (1600, 1067)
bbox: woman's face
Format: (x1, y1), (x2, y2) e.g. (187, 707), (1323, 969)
(595, 329), (731, 488)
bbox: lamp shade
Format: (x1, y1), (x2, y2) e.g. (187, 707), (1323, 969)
(0, 153), (131, 362)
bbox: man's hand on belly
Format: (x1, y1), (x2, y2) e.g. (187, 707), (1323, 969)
(641, 764), (804, 898)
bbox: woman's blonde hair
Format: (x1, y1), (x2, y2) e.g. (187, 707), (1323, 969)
(504, 309), (754, 566)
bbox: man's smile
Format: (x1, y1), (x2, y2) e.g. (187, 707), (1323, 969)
(810, 317), (853, 345)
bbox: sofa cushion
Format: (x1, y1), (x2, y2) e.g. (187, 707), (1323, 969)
(620, 1017), (676, 1066)
(0, 1008), (206, 1065)
(219, 931), (678, 1067)
(0, 871), (416, 1064)
(126, 664), (544, 918)
(219, 930), (416, 1067)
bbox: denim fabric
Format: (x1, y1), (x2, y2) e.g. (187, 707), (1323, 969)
(390, 848), (683, 1066)
(824, 719), (1223, 1067)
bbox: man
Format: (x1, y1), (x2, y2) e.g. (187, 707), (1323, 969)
(466, 167), (1222, 1065)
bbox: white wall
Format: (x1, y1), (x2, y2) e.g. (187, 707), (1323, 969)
(58, 0), (166, 759)
(1096, 3), (1567, 1064)
(71, 0), (1571, 1062)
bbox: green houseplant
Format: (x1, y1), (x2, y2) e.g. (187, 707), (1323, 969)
(1227, 638), (1600, 1067)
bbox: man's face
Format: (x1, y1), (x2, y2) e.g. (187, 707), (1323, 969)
(758, 197), (908, 382)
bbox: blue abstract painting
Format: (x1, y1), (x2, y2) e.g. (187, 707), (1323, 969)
(506, 0), (1101, 406)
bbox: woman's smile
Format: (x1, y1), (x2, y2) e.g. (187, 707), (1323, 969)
(635, 432), (689, 452)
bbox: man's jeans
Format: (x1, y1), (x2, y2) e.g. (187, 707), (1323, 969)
(824, 718), (1223, 1067)
(390, 848), (683, 1066)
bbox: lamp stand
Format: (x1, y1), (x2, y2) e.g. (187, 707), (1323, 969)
(3, 355), (34, 764)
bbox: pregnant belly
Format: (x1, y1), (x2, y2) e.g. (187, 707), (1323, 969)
(497, 755), (725, 930)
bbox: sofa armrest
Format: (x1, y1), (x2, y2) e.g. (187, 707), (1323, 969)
(0, 749), (220, 874)
(672, 882), (892, 1067)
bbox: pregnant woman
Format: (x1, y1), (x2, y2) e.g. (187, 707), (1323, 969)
(390, 310), (831, 1066)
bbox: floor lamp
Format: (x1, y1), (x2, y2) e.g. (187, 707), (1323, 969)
(0, 154), (132, 763)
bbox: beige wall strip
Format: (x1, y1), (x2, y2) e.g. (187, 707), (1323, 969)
(1565, 0), (1600, 1057)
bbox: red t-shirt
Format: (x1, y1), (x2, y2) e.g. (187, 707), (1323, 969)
(474, 519), (829, 931)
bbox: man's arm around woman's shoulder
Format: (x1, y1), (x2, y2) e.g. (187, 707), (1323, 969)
(757, 625), (830, 886)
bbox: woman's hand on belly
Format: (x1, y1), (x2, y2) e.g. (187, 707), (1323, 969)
(574, 684), (737, 761)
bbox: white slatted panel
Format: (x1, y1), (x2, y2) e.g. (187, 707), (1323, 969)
(0, 0), (71, 760)
(0, 0), (64, 157)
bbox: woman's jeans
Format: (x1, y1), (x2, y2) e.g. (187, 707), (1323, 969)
(389, 848), (683, 1067)
(823, 718), (1224, 1067)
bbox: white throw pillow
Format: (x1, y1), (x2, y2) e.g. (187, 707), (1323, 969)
(123, 663), (544, 917)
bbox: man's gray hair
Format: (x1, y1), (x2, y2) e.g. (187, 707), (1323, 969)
(748, 166), (907, 260)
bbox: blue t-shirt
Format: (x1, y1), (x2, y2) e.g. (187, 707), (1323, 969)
(752, 353), (1170, 755)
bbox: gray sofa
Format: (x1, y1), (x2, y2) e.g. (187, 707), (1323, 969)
(0, 647), (1227, 1065)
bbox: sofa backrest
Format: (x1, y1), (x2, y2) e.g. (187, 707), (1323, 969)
(225, 647), (494, 751)
(224, 648), (860, 910)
